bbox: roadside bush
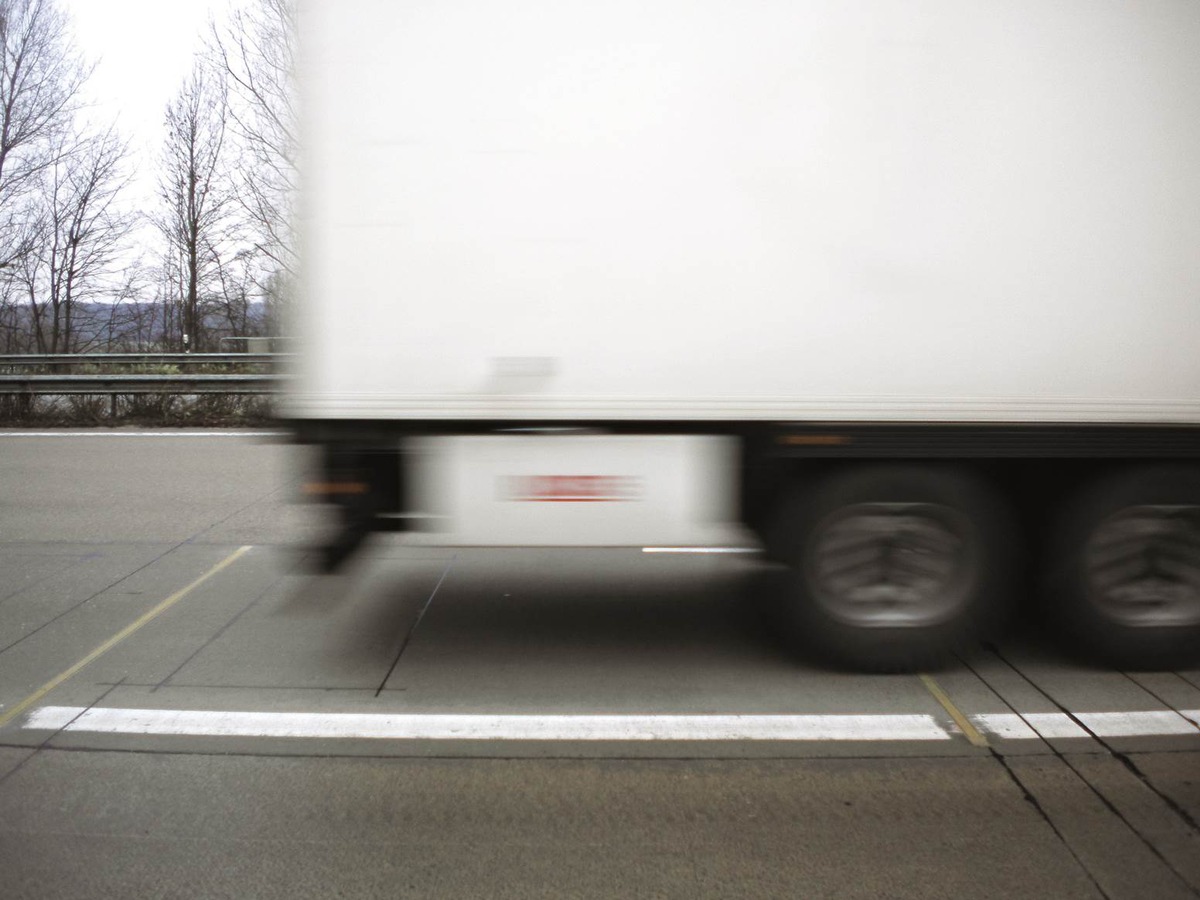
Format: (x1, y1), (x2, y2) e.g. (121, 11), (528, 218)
(0, 361), (277, 427)
(0, 394), (44, 423)
(241, 396), (275, 421)
(185, 393), (247, 424)
(65, 394), (109, 424)
(121, 393), (180, 422)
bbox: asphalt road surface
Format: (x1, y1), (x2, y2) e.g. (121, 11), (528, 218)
(0, 430), (1197, 899)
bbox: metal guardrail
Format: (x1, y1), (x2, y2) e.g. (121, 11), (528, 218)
(0, 353), (292, 409)
(0, 374), (285, 395)
(0, 353), (286, 368)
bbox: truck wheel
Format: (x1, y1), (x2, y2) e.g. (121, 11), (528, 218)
(769, 466), (1011, 671)
(1045, 466), (1200, 669)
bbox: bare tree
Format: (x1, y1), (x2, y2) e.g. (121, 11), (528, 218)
(0, 261), (31, 351)
(155, 62), (233, 352)
(211, 246), (264, 344)
(20, 126), (132, 352)
(98, 262), (153, 350)
(0, 0), (87, 273)
(208, 0), (296, 298)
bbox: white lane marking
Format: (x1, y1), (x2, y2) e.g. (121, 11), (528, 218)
(24, 707), (81, 730)
(0, 431), (282, 438)
(25, 708), (949, 741)
(975, 710), (1200, 740)
(643, 549), (753, 556)
(641, 547), (759, 554)
(23, 707), (1200, 743)
(974, 713), (1088, 740)
(1076, 710), (1200, 737)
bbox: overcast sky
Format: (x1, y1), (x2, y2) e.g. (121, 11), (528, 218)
(63, 0), (234, 204)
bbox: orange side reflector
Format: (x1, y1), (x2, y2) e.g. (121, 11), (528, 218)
(777, 435), (852, 446)
(303, 482), (369, 496)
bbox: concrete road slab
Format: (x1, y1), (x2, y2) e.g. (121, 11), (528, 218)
(0, 543), (249, 715)
(79, 548), (281, 689)
(970, 644), (1200, 753)
(366, 551), (948, 717)
(0, 434), (297, 545)
(0, 752), (1106, 900)
(1005, 755), (1197, 900)
(1125, 672), (1200, 714)
(0, 747), (33, 781)
(153, 557), (451, 692)
(1126, 752), (1200, 826)
(3, 433), (1200, 897)
(0, 545), (167, 651)
(0, 833), (448, 900)
(1064, 752), (1200, 892)
(0, 547), (86, 604)
(991, 645), (1166, 710)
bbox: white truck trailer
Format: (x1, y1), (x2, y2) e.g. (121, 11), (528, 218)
(287, 0), (1200, 669)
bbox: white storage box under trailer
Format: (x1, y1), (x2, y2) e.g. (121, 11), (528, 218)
(287, 0), (1200, 669)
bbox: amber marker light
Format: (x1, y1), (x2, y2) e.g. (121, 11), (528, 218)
(777, 435), (852, 446)
(302, 482), (369, 496)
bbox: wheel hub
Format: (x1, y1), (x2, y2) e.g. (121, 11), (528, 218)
(1084, 505), (1200, 628)
(806, 503), (974, 628)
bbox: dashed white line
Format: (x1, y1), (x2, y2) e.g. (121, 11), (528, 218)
(19, 706), (1200, 742)
(974, 710), (1200, 740)
(641, 547), (759, 555)
(975, 713), (1090, 740)
(25, 708), (950, 741)
(1075, 710), (1200, 737)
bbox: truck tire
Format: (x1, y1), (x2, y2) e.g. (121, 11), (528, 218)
(769, 465), (1012, 671)
(1045, 466), (1200, 669)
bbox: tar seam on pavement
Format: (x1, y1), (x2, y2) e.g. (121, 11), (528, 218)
(965, 645), (1200, 895)
(150, 578), (279, 693)
(0, 677), (128, 791)
(0, 547), (253, 728)
(374, 554), (456, 697)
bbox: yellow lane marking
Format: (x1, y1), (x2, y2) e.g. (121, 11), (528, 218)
(919, 673), (990, 748)
(0, 546), (253, 728)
